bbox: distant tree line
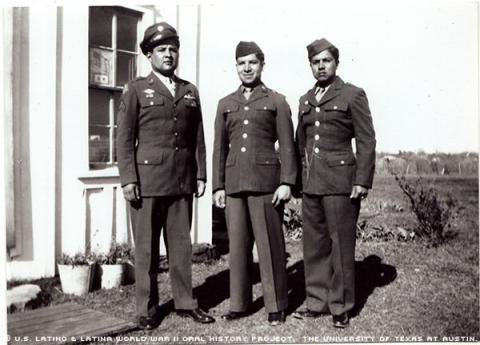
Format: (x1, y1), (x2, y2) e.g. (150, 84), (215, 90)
(375, 151), (478, 176)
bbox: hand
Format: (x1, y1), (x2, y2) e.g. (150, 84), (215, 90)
(213, 190), (226, 208)
(122, 183), (141, 202)
(195, 180), (206, 198)
(350, 185), (368, 200)
(272, 185), (291, 207)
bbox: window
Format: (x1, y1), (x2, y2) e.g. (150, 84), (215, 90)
(88, 6), (141, 168)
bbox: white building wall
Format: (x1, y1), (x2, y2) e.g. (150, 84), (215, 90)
(6, 6), (58, 280)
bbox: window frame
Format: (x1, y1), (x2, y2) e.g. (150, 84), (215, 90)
(88, 6), (142, 170)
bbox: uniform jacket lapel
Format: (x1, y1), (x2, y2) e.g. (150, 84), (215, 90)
(317, 76), (344, 106)
(174, 77), (188, 104)
(146, 72), (174, 101)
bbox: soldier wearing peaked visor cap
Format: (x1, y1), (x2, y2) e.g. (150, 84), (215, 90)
(116, 21), (214, 330)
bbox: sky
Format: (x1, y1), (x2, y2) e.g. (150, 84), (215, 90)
(1, 0), (478, 153)
(196, 0), (479, 154)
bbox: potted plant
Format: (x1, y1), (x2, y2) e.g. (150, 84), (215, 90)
(97, 242), (132, 289)
(57, 252), (96, 296)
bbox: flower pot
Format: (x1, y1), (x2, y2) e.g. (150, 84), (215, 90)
(58, 264), (94, 296)
(100, 264), (125, 289)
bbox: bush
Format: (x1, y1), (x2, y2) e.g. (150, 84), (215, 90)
(393, 174), (457, 246)
(96, 242), (133, 265)
(58, 252), (96, 266)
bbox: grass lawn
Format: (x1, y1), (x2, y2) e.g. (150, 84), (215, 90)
(9, 176), (479, 343)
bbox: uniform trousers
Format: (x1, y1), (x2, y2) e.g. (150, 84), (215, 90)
(302, 193), (360, 315)
(225, 193), (288, 313)
(130, 195), (197, 318)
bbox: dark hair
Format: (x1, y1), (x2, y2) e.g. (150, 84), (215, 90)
(255, 52), (265, 63)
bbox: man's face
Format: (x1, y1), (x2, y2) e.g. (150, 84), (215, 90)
(149, 43), (179, 76)
(236, 54), (264, 87)
(310, 49), (337, 85)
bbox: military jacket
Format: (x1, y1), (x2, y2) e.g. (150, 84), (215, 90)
(212, 84), (297, 195)
(116, 72), (206, 197)
(296, 76), (376, 195)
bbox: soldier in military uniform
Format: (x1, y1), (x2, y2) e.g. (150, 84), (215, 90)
(293, 38), (376, 328)
(212, 41), (297, 325)
(116, 22), (214, 330)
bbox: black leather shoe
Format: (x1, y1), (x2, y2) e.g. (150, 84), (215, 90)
(221, 311), (248, 321)
(332, 313), (349, 328)
(137, 315), (160, 330)
(176, 308), (215, 324)
(268, 311), (286, 326)
(292, 309), (325, 319)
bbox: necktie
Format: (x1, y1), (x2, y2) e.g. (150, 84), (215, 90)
(167, 78), (176, 97)
(315, 87), (326, 102)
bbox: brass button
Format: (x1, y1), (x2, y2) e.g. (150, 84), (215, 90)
(340, 160), (345, 164)
(334, 105), (338, 110)
(174, 132), (178, 136)
(241, 147), (246, 152)
(314, 134), (320, 140)
(175, 147), (179, 151)
(314, 147), (319, 154)
(315, 107), (320, 112)
(144, 160), (149, 164)
(315, 121), (320, 127)
(242, 133), (248, 139)
(244, 106), (249, 111)
(244, 119), (249, 125)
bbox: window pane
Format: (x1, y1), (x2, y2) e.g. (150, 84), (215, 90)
(89, 88), (110, 125)
(116, 52), (136, 87)
(89, 7), (112, 47)
(117, 12), (138, 51)
(89, 126), (110, 163)
(89, 48), (114, 86)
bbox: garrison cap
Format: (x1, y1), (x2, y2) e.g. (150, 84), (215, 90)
(307, 38), (335, 60)
(235, 41), (264, 60)
(140, 22), (179, 55)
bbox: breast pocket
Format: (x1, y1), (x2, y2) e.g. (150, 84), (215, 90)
(255, 102), (276, 114)
(139, 96), (164, 108)
(323, 102), (348, 114)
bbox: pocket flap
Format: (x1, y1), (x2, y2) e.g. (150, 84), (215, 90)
(255, 153), (280, 165)
(139, 96), (164, 108)
(327, 155), (355, 167)
(255, 103), (276, 111)
(136, 150), (165, 165)
(185, 99), (198, 108)
(223, 104), (239, 114)
(324, 102), (348, 112)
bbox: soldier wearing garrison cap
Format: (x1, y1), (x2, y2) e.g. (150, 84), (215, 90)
(292, 38), (376, 328)
(213, 41), (297, 325)
(116, 21), (214, 330)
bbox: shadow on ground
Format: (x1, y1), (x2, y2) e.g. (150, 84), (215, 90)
(284, 255), (397, 317)
(154, 254), (396, 320)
